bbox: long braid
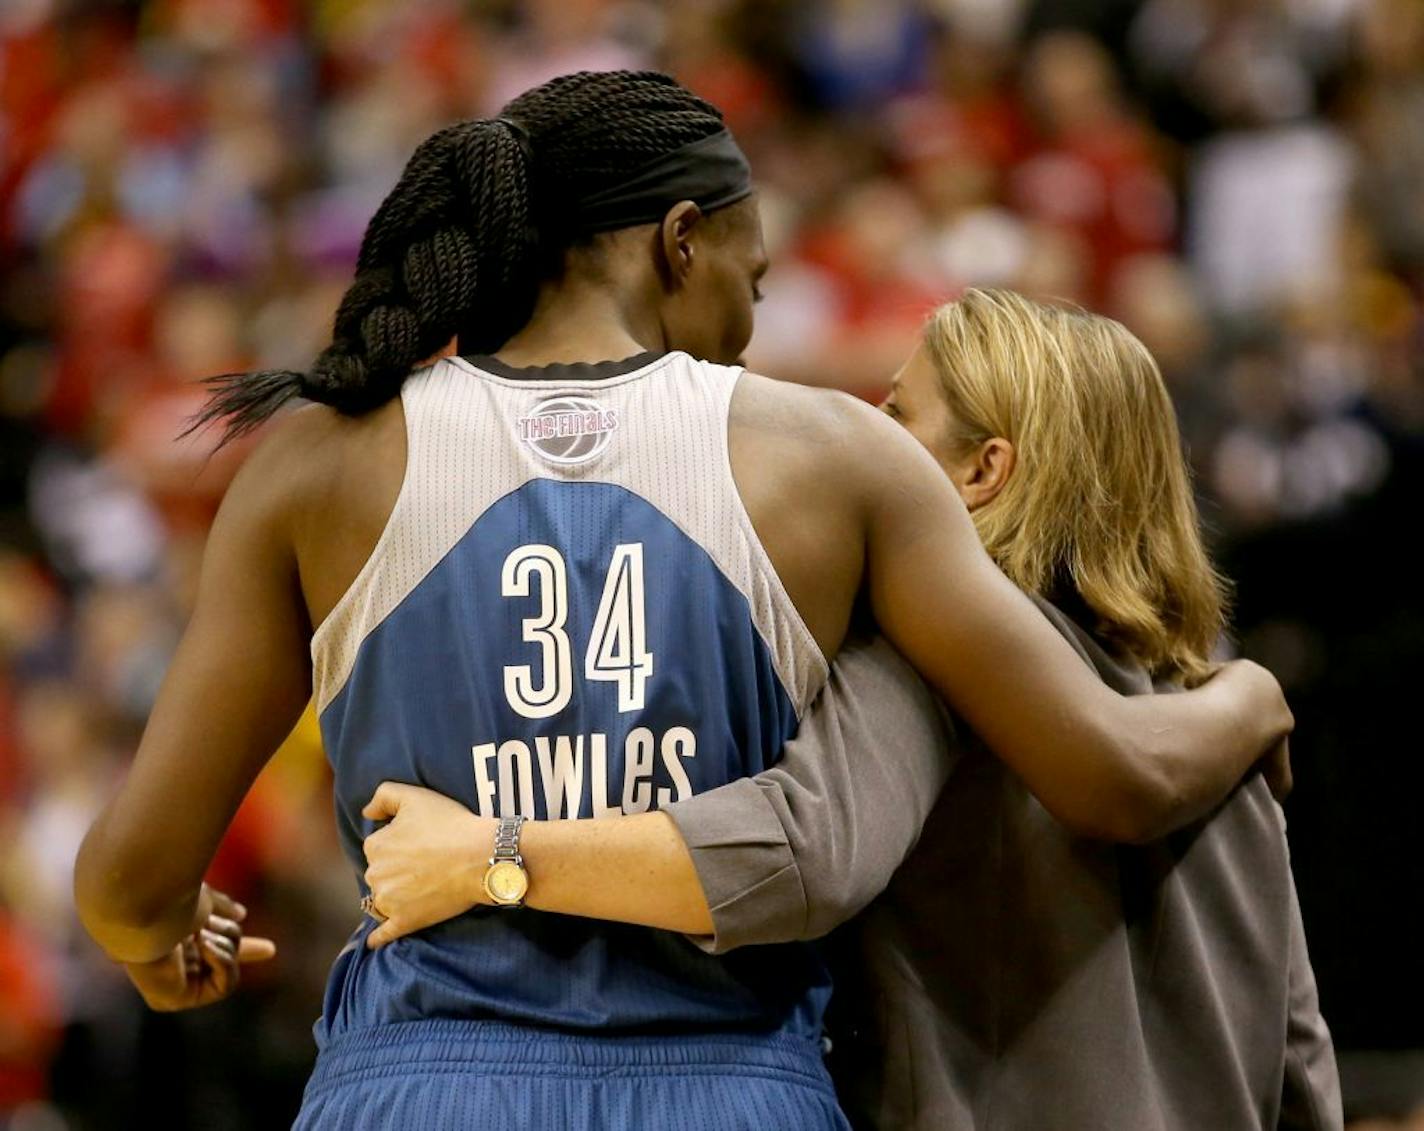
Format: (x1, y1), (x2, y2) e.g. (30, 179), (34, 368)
(190, 71), (728, 445)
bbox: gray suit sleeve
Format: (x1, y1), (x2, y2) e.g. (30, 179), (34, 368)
(665, 633), (955, 954)
(1279, 841), (1344, 1130)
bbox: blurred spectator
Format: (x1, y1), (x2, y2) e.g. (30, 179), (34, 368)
(479, 0), (653, 113)
(791, 0), (936, 110)
(1129, 0), (1359, 313)
(0, 907), (61, 1112)
(1012, 30), (1175, 301)
(1345, 0), (1424, 276)
(1187, 121), (1354, 316)
(887, 20), (1033, 288)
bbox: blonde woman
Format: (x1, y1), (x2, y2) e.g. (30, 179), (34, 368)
(354, 289), (1332, 1128)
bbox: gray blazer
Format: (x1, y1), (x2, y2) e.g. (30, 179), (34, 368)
(667, 600), (1342, 1131)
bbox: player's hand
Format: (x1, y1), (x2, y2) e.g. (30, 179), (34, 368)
(1202, 659), (1294, 801)
(361, 782), (494, 948)
(123, 886), (276, 1012)
(1258, 737), (1293, 802)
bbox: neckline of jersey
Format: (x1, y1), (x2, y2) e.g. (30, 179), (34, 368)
(457, 350), (669, 383)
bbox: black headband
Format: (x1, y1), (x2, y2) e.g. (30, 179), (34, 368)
(569, 129), (753, 234)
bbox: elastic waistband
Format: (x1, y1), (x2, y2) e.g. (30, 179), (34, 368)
(307, 1019), (833, 1096)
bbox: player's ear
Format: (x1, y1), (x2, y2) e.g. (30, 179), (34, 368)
(657, 201), (703, 290)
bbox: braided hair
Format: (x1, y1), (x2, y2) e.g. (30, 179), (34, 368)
(190, 71), (730, 445)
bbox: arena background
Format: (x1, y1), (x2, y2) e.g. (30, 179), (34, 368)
(1, 0), (1421, 1127)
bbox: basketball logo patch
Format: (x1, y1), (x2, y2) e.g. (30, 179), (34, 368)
(516, 395), (620, 465)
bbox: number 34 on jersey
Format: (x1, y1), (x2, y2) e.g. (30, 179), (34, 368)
(472, 542), (692, 820)
(501, 542), (655, 719)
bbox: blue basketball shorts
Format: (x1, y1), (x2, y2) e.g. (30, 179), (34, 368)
(291, 1019), (850, 1130)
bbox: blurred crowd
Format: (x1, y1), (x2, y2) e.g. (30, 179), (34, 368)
(2, 0), (1422, 1126)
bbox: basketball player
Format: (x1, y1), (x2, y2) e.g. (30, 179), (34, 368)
(360, 291), (1340, 1130)
(73, 73), (1292, 1130)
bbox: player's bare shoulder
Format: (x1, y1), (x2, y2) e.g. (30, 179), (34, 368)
(212, 376), (411, 629)
(729, 370), (910, 504)
(730, 370), (875, 443)
(216, 395), (397, 521)
(727, 371), (890, 655)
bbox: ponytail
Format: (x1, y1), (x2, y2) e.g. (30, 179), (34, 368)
(188, 70), (729, 446)
(187, 119), (538, 444)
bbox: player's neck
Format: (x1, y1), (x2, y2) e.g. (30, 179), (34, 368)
(494, 274), (665, 370)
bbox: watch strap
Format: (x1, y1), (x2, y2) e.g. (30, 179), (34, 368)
(490, 814), (526, 867)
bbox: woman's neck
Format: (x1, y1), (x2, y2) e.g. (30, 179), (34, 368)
(493, 271), (665, 368)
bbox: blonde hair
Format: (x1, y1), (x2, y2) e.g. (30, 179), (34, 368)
(922, 288), (1228, 682)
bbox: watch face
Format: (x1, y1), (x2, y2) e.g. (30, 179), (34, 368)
(484, 860), (529, 905)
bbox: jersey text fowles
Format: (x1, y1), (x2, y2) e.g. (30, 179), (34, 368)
(471, 726), (697, 818)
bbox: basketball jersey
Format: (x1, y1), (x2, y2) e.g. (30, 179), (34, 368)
(310, 350), (831, 1043)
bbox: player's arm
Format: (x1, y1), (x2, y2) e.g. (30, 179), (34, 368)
(664, 633), (955, 951)
(360, 784), (715, 939)
(359, 634), (953, 947)
(73, 414), (316, 965)
(845, 395), (1291, 843)
(525, 634), (952, 943)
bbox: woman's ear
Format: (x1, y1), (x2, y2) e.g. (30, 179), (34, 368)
(960, 437), (1015, 511)
(657, 200), (704, 288)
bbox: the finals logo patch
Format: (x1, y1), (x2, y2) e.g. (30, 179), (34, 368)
(517, 395), (619, 465)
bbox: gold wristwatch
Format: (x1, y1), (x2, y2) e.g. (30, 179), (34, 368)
(482, 814), (529, 907)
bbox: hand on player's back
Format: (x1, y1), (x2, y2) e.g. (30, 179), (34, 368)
(361, 782), (493, 948)
(1202, 658), (1295, 802)
(123, 885), (276, 1012)
(1184, 659), (1295, 802)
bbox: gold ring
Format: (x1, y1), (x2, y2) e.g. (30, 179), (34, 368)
(359, 893), (387, 923)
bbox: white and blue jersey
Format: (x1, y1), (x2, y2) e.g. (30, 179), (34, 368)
(310, 350), (830, 1044)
